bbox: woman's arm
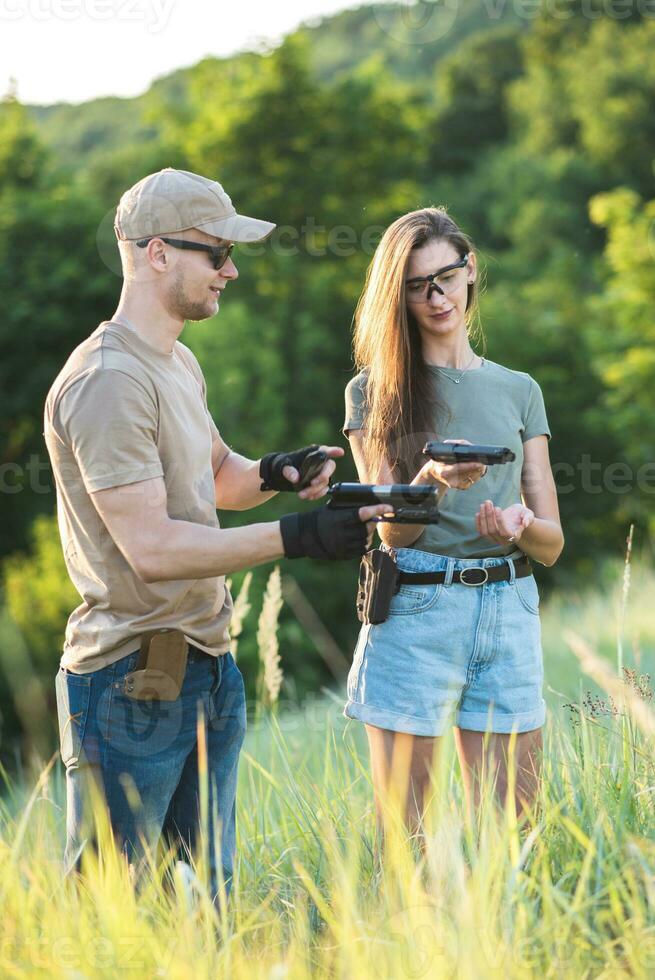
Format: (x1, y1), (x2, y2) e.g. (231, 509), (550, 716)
(346, 429), (426, 549)
(518, 435), (564, 566)
(475, 435), (564, 566)
(345, 429), (485, 550)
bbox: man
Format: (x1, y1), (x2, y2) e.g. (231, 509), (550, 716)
(44, 168), (388, 902)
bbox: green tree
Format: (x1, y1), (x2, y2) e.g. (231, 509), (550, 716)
(165, 35), (426, 456)
(0, 91), (48, 187)
(3, 513), (78, 666)
(427, 27), (525, 174)
(586, 187), (655, 534)
(0, 178), (116, 556)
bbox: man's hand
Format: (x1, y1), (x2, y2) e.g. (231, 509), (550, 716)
(280, 502), (390, 560)
(476, 501), (534, 545)
(260, 444), (343, 497)
(287, 445), (343, 500)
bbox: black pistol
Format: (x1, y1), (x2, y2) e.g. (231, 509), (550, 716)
(327, 482), (441, 524)
(423, 441), (516, 465)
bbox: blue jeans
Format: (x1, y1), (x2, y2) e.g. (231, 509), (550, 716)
(55, 645), (247, 901)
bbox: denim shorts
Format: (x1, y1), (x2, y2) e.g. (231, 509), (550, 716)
(344, 546), (546, 737)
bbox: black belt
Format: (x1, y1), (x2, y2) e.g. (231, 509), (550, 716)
(187, 644), (218, 663)
(397, 553), (532, 588)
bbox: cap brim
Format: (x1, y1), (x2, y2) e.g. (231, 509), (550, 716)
(195, 213), (276, 244)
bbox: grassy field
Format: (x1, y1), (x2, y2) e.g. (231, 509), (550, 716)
(2, 550), (655, 978)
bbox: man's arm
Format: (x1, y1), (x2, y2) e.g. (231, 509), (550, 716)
(211, 434), (277, 510)
(93, 475), (283, 580)
(211, 434), (342, 510)
(90, 475), (389, 583)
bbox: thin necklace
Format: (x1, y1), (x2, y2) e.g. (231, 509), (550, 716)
(433, 352), (484, 385)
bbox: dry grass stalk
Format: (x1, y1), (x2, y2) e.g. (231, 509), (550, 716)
(227, 571), (253, 660)
(617, 523), (634, 675)
(564, 629), (655, 738)
(257, 566), (284, 706)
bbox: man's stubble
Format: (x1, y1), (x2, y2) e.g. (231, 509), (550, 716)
(166, 266), (214, 323)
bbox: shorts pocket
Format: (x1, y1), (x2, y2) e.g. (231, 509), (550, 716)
(513, 574), (540, 615)
(347, 626), (370, 702)
(55, 667), (92, 768)
(388, 583), (442, 616)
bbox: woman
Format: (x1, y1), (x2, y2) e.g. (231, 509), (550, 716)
(342, 207), (564, 838)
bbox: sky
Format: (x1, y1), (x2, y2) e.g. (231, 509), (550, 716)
(0, 0), (369, 105)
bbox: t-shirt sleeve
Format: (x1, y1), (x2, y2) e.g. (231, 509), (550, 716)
(522, 377), (551, 442)
(342, 373), (368, 436)
(56, 370), (164, 492)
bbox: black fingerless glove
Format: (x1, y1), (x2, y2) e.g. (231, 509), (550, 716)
(259, 444), (321, 492)
(280, 505), (368, 560)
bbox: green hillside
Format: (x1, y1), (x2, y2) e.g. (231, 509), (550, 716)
(27, 1), (526, 169)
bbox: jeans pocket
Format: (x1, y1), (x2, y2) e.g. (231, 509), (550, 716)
(514, 575), (540, 615)
(388, 583), (442, 616)
(208, 653), (247, 744)
(104, 684), (185, 760)
(55, 667), (92, 768)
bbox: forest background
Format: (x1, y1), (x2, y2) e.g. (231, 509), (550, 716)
(1, 0), (654, 760)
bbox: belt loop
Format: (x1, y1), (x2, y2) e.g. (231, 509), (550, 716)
(507, 555), (517, 584)
(444, 557), (455, 587)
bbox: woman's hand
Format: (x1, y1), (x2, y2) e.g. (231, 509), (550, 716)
(476, 501), (535, 545)
(411, 438), (487, 495)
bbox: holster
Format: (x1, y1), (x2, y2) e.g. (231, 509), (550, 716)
(356, 549), (400, 625)
(123, 628), (188, 701)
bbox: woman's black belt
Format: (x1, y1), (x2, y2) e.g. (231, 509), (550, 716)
(397, 553), (532, 588)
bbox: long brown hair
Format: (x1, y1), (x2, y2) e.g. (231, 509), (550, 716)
(352, 207), (486, 481)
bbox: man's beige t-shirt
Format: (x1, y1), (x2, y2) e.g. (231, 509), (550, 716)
(44, 320), (233, 674)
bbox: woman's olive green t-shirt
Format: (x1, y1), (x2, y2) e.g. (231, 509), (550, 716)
(342, 359), (551, 559)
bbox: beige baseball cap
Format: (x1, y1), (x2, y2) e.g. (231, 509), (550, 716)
(114, 168), (276, 243)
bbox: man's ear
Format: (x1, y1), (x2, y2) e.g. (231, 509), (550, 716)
(147, 239), (169, 272)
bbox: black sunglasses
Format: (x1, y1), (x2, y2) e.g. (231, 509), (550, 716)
(136, 236), (234, 271)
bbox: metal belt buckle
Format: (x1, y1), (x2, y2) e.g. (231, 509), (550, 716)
(459, 566), (489, 587)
